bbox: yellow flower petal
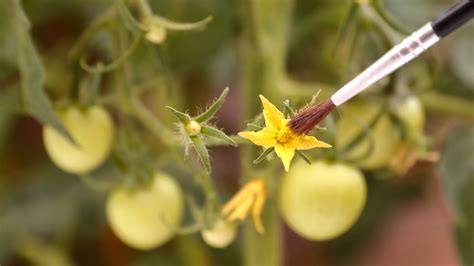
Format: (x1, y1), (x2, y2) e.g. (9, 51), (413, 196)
(227, 195), (254, 221)
(295, 135), (332, 150)
(252, 187), (266, 234)
(238, 130), (276, 148)
(259, 95), (285, 131)
(274, 143), (295, 172)
(222, 184), (252, 216)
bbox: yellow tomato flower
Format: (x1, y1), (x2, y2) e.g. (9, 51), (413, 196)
(239, 95), (331, 172)
(222, 179), (267, 234)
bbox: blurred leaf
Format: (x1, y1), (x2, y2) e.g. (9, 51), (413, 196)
(201, 125), (236, 146)
(16, 235), (74, 266)
(438, 126), (474, 265)
(438, 126), (474, 215)
(449, 27), (474, 90)
(0, 0), (73, 142)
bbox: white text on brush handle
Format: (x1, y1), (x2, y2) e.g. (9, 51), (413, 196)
(331, 23), (440, 106)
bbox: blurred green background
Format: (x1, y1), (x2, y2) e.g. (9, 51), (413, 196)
(0, 0), (473, 265)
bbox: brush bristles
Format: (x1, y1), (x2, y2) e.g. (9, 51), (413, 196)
(288, 98), (335, 135)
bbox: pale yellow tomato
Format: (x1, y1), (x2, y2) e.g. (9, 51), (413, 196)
(201, 218), (237, 248)
(43, 105), (113, 174)
(279, 160), (366, 241)
(335, 100), (400, 169)
(395, 96), (425, 142)
(106, 172), (183, 250)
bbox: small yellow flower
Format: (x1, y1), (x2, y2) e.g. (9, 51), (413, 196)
(222, 179), (267, 234)
(239, 95), (331, 172)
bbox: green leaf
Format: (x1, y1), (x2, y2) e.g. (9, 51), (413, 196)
(253, 147), (274, 164)
(190, 136), (211, 174)
(2, 0), (73, 142)
(194, 87), (229, 123)
(438, 126), (474, 265)
(201, 126), (236, 146)
(438, 126), (474, 216)
(166, 106), (191, 124)
(151, 15), (213, 31)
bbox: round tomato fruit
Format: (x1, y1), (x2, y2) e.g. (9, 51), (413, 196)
(395, 96), (425, 142)
(43, 105), (113, 174)
(335, 100), (400, 170)
(201, 218), (237, 248)
(106, 172), (184, 250)
(279, 160), (366, 241)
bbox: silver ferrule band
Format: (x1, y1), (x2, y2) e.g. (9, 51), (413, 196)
(331, 23), (440, 106)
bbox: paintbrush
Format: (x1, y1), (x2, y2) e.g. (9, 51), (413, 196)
(289, 0), (474, 135)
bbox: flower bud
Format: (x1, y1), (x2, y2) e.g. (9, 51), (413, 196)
(185, 120), (201, 136)
(146, 25), (167, 44)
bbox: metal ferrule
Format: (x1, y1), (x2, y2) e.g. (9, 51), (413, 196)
(331, 23), (440, 106)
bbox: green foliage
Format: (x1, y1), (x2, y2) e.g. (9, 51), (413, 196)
(438, 126), (474, 265)
(0, 0), (73, 142)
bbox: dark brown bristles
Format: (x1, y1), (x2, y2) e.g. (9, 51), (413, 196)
(288, 98), (336, 135)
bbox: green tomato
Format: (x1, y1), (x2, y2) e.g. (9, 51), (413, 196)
(106, 172), (184, 250)
(43, 105), (113, 174)
(201, 218), (237, 249)
(395, 96), (425, 142)
(279, 160), (366, 241)
(335, 100), (400, 170)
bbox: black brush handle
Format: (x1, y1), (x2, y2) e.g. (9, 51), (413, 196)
(431, 0), (474, 37)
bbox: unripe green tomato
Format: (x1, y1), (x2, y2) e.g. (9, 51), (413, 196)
(395, 96), (425, 142)
(43, 105), (113, 174)
(335, 101), (400, 170)
(279, 160), (366, 241)
(201, 218), (237, 248)
(106, 172), (184, 250)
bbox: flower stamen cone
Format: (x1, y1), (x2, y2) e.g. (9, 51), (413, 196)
(222, 179), (267, 234)
(238, 95), (331, 172)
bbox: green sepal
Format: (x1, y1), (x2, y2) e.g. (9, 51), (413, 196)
(201, 126), (237, 147)
(253, 147), (274, 164)
(194, 87), (229, 123)
(282, 99), (295, 117)
(166, 106), (191, 124)
(246, 123), (263, 131)
(190, 135), (211, 174)
(296, 150), (312, 165)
